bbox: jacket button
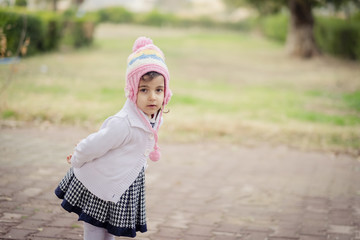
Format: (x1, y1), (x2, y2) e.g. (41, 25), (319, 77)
(149, 134), (154, 140)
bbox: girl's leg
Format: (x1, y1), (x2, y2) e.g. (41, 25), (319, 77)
(104, 232), (115, 240)
(83, 222), (107, 240)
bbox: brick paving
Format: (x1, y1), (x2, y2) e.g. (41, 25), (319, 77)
(1, 124), (360, 240)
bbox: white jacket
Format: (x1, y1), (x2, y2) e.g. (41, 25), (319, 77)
(71, 99), (159, 203)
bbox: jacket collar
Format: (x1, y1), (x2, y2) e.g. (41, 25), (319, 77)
(117, 99), (160, 133)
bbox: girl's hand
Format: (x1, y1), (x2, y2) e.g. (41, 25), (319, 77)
(66, 143), (78, 164)
(66, 154), (72, 164)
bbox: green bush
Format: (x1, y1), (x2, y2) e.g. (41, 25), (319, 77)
(62, 18), (95, 48)
(0, 9), (23, 56)
(196, 16), (217, 28)
(0, 8), (96, 56)
(60, 8), (96, 48)
(15, 0), (26, 7)
(0, 9), (64, 56)
(259, 14), (288, 43)
(222, 17), (257, 32)
(97, 7), (133, 23)
(91, 7), (252, 31)
(352, 11), (360, 21)
(32, 11), (63, 52)
(137, 10), (176, 27)
(23, 13), (46, 55)
(0, 8), (45, 56)
(315, 17), (360, 60)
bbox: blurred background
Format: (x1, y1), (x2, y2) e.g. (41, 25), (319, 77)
(0, 0), (359, 155)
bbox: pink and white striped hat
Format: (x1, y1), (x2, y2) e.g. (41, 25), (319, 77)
(125, 37), (172, 162)
(125, 36), (172, 105)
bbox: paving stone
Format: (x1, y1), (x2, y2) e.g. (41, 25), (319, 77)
(0, 201), (24, 212)
(162, 219), (189, 229)
(1, 213), (23, 220)
(327, 233), (353, 240)
(242, 225), (274, 234)
(299, 226), (327, 237)
(277, 221), (302, 230)
(186, 224), (214, 237)
(213, 231), (236, 237)
(328, 225), (355, 235)
(213, 235), (237, 240)
(156, 226), (184, 238)
(215, 223), (242, 233)
(192, 211), (223, 225)
(56, 227), (84, 239)
(242, 232), (266, 240)
(20, 187), (43, 197)
(275, 213), (303, 223)
(1, 228), (38, 239)
(0, 224), (10, 235)
(301, 220), (327, 229)
(299, 235), (327, 240)
(28, 211), (57, 221)
(270, 228), (299, 238)
(329, 217), (353, 225)
(268, 237), (299, 240)
(30, 226), (67, 238)
(47, 217), (80, 228)
(182, 235), (212, 240)
(147, 234), (179, 240)
(303, 211), (328, 220)
(15, 219), (47, 230)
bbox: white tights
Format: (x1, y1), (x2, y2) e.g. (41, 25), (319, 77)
(83, 222), (115, 240)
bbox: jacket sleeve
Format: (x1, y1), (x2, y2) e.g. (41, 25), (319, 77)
(71, 116), (130, 168)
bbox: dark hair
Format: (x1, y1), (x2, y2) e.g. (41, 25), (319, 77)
(141, 71), (162, 81)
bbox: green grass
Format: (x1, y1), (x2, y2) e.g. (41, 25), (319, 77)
(2, 109), (18, 119)
(343, 91), (360, 111)
(1, 24), (359, 154)
(171, 80), (360, 126)
(71, 224), (82, 229)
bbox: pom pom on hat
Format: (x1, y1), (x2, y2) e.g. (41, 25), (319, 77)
(132, 37), (153, 52)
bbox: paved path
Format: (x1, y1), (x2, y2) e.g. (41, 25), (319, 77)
(0, 124), (360, 240)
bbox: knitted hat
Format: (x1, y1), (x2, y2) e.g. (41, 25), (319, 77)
(125, 37), (172, 162)
(125, 36), (172, 105)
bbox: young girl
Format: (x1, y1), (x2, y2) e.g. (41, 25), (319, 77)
(55, 36), (172, 239)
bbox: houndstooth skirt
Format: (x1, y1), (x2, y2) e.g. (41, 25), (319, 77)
(54, 167), (147, 238)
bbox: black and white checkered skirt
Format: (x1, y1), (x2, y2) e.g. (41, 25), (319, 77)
(54, 167), (147, 238)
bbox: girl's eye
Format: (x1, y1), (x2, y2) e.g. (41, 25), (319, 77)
(156, 89), (164, 93)
(140, 89), (148, 93)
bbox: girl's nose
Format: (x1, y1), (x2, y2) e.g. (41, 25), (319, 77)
(149, 91), (156, 100)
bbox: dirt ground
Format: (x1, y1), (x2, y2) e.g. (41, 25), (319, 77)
(1, 122), (360, 240)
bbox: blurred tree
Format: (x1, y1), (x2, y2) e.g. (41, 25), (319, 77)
(224, 0), (283, 15)
(223, 0), (360, 58)
(53, 0), (57, 11)
(51, 0), (84, 12)
(72, 0), (84, 8)
(0, 0), (11, 7)
(155, 0), (187, 12)
(15, 0), (27, 7)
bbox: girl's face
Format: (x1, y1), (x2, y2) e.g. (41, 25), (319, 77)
(136, 75), (165, 118)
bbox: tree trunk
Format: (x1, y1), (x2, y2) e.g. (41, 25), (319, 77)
(53, 0), (57, 12)
(72, 0), (84, 7)
(286, 0), (320, 58)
